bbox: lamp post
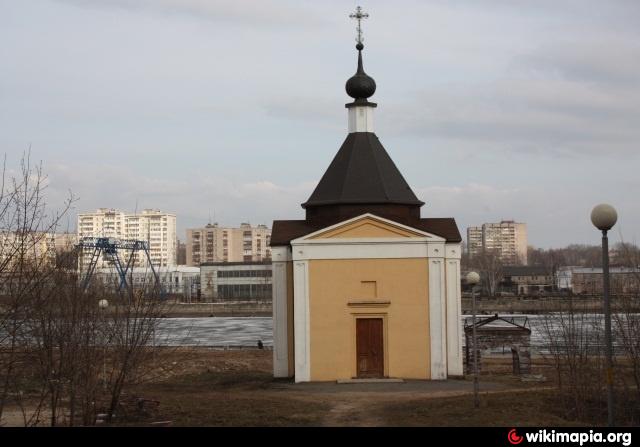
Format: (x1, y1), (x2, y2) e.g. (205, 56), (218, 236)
(466, 271), (481, 409)
(98, 299), (109, 391)
(590, 203), (617, 427)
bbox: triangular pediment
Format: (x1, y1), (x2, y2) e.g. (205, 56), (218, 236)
(304, 214), (431, 240)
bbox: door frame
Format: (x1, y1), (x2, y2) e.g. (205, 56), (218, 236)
(352, 313), (388, 378)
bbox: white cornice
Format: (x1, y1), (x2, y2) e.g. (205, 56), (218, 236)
(291, 213), (445, 243)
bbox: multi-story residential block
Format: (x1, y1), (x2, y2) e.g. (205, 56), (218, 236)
(466, 226), (483, 256)
(186, 223), (271, 266)
(466, 220), (527, 265)
(0, 232), (77, 272)
(77, 208), (177, 270)
(0, 232), (56, 268)
(124, 209), (177, 268)
(53, 233), (78, 253)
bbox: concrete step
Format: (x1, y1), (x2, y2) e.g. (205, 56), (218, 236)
(336, 378), (404, 384)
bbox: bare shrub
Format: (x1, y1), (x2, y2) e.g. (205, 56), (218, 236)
(538, 298), (607, 422)
(0, 151), (74, 424)
(539, 271), (640, 424)
(611, 241), (640, 424)
(1, 151), (171, 426)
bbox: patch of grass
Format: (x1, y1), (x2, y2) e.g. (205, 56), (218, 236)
(123, 371), (328, 427)
(373, 390), (581, 426)
(149, 393), (329, 427)
(119, 369), (328, 426)
(146, 370), (274, 392)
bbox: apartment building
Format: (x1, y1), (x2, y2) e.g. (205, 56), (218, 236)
(124, 209), (177, 267)
(0, 232), (55, 268)
(54, 233), (78, 253)
(186, 223), (271, 266)
(466, 220), (528, 265)
(466, 226), (483, 256)
(77, 208), (177, 269)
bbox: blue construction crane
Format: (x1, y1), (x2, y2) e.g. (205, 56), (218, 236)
(76, 237), (163, 295)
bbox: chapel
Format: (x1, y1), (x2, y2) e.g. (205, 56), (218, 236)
(270, 8), (463, 382)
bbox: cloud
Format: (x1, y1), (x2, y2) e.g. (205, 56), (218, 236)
(416, 183), (522, 226)
(44, 162), (316, 235)
(53, 0), (328, 28)
(415, 181), (640, 249)
(381, 58), (640, 157)
(4, 1), (640, 249)
(515, 38), (640, 86)
(261, 95), (343, 129)
(14, 158), (640, 251)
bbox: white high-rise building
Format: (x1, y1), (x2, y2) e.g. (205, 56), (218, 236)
(124, 209), (177, 268)
(77, 208), (177, 270)
(466, 220), (528, 265)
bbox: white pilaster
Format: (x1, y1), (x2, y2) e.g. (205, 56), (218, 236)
(348, 105), (374, 133)
(293, 260), (310, 382)
(272, 246), (292, 378)
(445, 243), (463, 376)
(429, 258), (447, 380)
(272, 261), (289, 377)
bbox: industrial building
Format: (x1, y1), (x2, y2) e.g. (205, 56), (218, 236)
(557, 266), (640, 295)
(200, 261), (272, 301)
(500, 265), (554, 295)
(90, 266), (200, 300)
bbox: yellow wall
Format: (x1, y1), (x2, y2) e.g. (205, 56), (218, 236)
(308, 258), (430, 381)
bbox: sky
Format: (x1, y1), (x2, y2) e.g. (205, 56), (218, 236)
(1, 0), (639, 248)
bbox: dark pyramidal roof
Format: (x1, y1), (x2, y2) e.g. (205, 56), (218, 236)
(270, 21), (461, 246)
(302, 130), (424, 209)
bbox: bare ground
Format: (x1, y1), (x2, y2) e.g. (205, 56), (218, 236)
(118, 349), (574, 426)
(0, 349), (580, 427)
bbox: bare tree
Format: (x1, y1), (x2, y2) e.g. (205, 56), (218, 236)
(101, 283), (166, 422)
(0, 151), (74, 424)
(538, 299), (607, 422)
(1, 151), (172, 426)
(611, 239), (640, 422)
(467, 249), (503, 297)
(538, 239), (640, 425)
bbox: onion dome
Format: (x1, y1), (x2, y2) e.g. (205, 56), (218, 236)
(345, 43), (376, 100)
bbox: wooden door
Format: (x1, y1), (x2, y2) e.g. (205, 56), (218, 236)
(356, 318), (384, 378)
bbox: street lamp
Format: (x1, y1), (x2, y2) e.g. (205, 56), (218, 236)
(591, 203), (617, 427)
(98, 299), (109, 391)
(466, 271), (481, 409)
